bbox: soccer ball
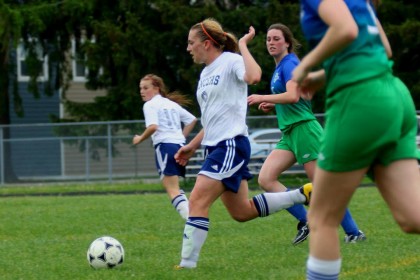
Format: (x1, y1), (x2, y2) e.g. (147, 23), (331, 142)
(87, 236), (125, 269)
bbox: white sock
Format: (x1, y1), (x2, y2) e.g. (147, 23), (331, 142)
(171, 191), (189, 220)
(253, 192), (296, 217)
(307, 255), (341, 280)
(289, 188), (307, 204)
(179, 217), (209, 268)
(177, 201), (189, 220)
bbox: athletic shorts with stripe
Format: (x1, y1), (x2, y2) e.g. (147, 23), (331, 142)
(199, 135), (253, 193)
(154, 143), (186, 179)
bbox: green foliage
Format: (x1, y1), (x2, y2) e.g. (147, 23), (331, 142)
(376, 2), (420, 109)
(1, 0), (420, 122)
(0, 185), (419, 279)
(0, 1), (23, 52)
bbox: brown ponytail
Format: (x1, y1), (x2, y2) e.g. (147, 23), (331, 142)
(140, 74), (193, 107)
(190, 18), (239, 53)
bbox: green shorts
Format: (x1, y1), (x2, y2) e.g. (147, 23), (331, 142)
(318, 73), (418, 172)
(275, 120), (323, 165)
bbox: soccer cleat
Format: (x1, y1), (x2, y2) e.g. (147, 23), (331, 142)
(174, 264), (196, 270)
(344, 230), (366, 243)
(299, 183), (312, 205)
(292, 221), (310, 245)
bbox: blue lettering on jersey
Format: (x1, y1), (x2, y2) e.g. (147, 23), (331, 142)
(198, 75), (221, 90)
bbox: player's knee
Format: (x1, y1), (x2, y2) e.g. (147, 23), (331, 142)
(188, 199), (209, 216)
(231, 215), (248, 222)
(258, 176), (274, 190)
(397, 218), (420, 234)
(307, 209), (341, 232)
(229, 212), (252, 222)
(399, 224), (418, 233)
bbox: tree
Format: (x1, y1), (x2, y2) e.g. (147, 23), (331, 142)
(0, 0), (93, 181)
(1, 0), (419, 183)
(3, 0), (420, 123)
(0, 1), (24, 181)
(61, 0), (274, 121)
(378, 0), (420, 109)
(1, 0), (419, 136)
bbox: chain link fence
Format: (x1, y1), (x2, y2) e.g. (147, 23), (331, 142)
(6, 113), (417, 186)
(1, 115), (306, 185)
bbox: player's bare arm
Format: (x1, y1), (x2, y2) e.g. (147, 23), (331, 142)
(132, 124), (158, 145)
(175, 129), (204, 166)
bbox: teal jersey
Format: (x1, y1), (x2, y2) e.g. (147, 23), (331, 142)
(271, 53), (316, 133)
(301, 0), (391, 97)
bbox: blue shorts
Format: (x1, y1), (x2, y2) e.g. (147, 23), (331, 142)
(154, 143), (186, 179)
(199, 136), (253, 193)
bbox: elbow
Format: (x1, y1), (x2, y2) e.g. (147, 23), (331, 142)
(245, 69), (262, 85)
(344, 24), (358, 43)
(149, 124), (158, 133)
(290, 98), (300, 104)
(247, 75), (261, 85)
(336, 22), (358, 46)
(290, 96), (300, 103)
(250, 77), (261, 85)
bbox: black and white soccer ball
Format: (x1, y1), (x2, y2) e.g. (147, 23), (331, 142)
(87, 236), (125, 269)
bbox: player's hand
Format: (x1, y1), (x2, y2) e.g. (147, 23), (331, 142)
(132, 135), (141, 145)
(294, 69), (325, 100)
(292, 64), (309, 85)
(292, 64), (316, 100)
(175, 145), (196, 166)
(239, 26), (256, 45)
(247, 94), (264, 106)
(258, 102), (274, 113)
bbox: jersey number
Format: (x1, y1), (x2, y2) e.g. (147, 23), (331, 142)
(163, 109), (181, 130)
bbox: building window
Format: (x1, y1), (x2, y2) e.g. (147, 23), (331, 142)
(17, 41), (49, 82)
(71, 38), (88, 82)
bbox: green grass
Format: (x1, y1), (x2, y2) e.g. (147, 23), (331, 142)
(0, 183), (418, 280)
(0, 174), (373, 197)
(0, 180), (165, 196)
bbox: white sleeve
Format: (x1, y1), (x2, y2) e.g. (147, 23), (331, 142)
(143, 102), (159, 127)
(232, 54), (246, 82)
(178, 106), (196, 126)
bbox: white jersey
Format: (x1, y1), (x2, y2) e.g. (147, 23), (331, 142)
(143, 94), (196, 145)
(197, 52), (249, 146)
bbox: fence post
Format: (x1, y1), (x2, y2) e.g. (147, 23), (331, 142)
(85, 138), (90, 182)
(107, 124), (113, 183)
(0, 127), (3, 185)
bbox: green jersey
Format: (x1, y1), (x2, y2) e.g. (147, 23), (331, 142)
(271, 53), (316, 133)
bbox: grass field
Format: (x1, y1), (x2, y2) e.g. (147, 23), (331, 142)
(0, 182), (419, 280)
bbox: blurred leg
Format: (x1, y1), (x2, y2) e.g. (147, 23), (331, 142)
(374, 159), (420, 233)
(307, 166), (367, 279)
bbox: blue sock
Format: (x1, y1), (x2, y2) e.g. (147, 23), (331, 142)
(340, 208), (359, 236)
(286, 189), (307, 223)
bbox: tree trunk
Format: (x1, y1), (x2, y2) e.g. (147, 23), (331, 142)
(0, 47), (18, 183)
